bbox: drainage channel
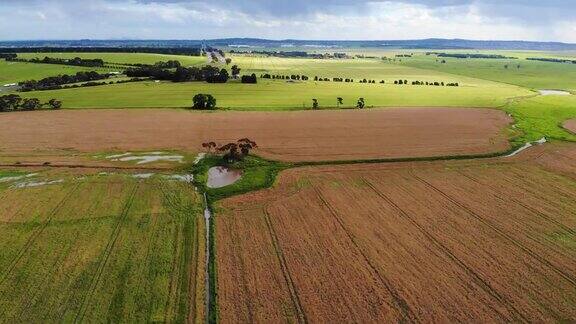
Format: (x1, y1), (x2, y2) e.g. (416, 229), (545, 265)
(203, 192), (212, 324)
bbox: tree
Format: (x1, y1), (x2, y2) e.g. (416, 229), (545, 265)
(47, 99), (62, 109)
(225, 58), (232, 65)
(337, 97), (343, 107)
(192, 94), (217, 110)
(312, 99), (319, 110)
(217, 138), (257, 163)
(231, 65), (241, 78)
(202, 142), (217, 153)
(0, 94), (22, 111)
(21, 98), (42, 111)
(356, 98), (365, 109)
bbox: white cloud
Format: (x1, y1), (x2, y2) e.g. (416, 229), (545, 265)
(0, 0), (574, 42)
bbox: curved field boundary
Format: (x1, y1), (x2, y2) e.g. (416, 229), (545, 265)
(0, 108), (512, 163)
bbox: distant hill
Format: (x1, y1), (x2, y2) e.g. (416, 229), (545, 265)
(2, 38), (576, 51)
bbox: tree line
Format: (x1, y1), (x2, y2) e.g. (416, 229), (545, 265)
(19, 71), (113, 92)
(0, 94), (62, 112)
(0, 47), (202, 56)
(6, 55), (105, 67)
(394, 80), (459, 87)
(125, 65), (230, 83)
(427, 52), (517, 59)
(527, 57), (576, 64)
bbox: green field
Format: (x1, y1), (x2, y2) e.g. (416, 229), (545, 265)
(0, 173), (204, 322)
(397, 52), (576, 91)
(17, 52), (207, 66)
(0, 61), (113, 85)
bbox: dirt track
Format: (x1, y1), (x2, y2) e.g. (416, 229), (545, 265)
(216, 142), (576, 323)
(0, 108), (511, 162)
(565, 119), (576, 134)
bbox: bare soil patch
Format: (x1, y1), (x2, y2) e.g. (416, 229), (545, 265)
(216, 143), (576, 323)
(0, 108), (511, 162)
(565, 119), (576, 134)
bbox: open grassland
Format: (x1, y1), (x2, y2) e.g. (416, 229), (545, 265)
(398, 52), (576, 91)
(0, 61), (111, 85)
(216, 142), (576, 323)
(23, 78), (529, 110)
(9, 52), (531, 109)
(0, 108), (512, 162)
(17, 52), (207, 66)
(504, 95), (576, 143)
(0, 172), (205, 322)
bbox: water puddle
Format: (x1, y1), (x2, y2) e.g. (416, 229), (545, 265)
(104, 152), (184, 165)
(538, 90), (571, 96)
(207, 166), (242, 188)
(12, 179), (64, 189)
(133, 173), (155, 179)
(164, 174), (194, 183)
(506, 137), (547, 157)
(0, 173), (38, 183)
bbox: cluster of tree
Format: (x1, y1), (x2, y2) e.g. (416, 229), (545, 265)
(19, 71), (112, 92)
(0, 53), (17, 60)
(230, 50), (309, 58)
(202, 138), (258, 163)
(8, 56), (105, 67)
(126, 65), (229, 83)
(395, 54), (413, 58)
(527, 57), (576, 64)
(428, 52), (516, 59)
(0, 47), (202, 56)
(313, 97), (366, 110)
(261, 74), (309, 81)
(0, 94), (62, 112)
(314, 77), (331, 82)
(359, 79), (376, 84)
(394, 80), (459, 87)
(241, 74), (257, 84)
(192, 94), (217, 110)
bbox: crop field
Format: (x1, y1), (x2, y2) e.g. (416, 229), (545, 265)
(0, 172), (205, 322)
(0, 108), (513, 162)
(216, 142), (576, 323)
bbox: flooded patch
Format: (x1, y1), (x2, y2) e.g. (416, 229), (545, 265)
(538, 90), (571, 96)
(506, 137), (547, 157)
(12, 179), (64, 189)
(164, 174), (194, 183)
(207, 166), (242, 188)
(104, 152), (184, 165)
(0, 173), (38, 183)
(133, 173), (155, 179)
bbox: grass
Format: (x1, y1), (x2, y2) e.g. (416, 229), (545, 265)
(16, 52), (207, 66)
(0, 60), (115, 85)
(23, 78), (530, 110)
(0, 173), (204, 322)
(398, 52), (576, 91)
(192, 155), (289, 203)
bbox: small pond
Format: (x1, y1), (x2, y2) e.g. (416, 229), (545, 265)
(207, 166), (242, 189)
(538, 90), (571, 96)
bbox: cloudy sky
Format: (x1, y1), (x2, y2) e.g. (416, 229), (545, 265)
(0, 0), (575, 42)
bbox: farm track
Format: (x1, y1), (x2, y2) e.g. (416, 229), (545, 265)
(73, 183), (139, 323)
(262, 208), (307, 324)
